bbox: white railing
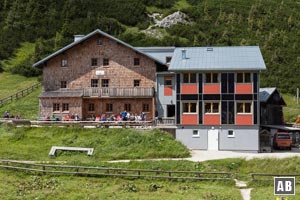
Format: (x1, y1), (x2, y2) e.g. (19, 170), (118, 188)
(155, 117), (175, 126)
(83, 87), (154, 97)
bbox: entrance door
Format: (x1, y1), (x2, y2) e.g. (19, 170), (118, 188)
(167, 105), (175, 117)
(208, 129), (219, 150)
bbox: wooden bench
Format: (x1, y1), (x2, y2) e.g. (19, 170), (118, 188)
(49, 146), (94, 156)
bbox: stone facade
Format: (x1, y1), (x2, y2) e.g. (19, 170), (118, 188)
(39, 33), (158, 120)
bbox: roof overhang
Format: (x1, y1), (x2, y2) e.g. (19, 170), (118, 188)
(33, 29), (166, 68)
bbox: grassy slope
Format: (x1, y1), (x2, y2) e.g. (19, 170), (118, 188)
(0, 72), (38, 99)
(146, 0), (191, 16)
(0, 87), (41, 119)
(1, 156), (300, 199)
(0, 170), (240, 200)
(282, 93), (300, 123)
(0, 126), (190, 161)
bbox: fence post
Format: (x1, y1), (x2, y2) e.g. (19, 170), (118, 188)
(251, 174), (255, 181)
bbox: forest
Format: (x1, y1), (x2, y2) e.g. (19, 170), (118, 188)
(0, 0), (299, 93)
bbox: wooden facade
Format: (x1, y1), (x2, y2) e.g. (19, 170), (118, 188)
(36, 31), (160, 120)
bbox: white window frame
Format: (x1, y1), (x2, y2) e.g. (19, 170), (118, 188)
(192, 130), (200, 138)
(227, 130), (235, 138)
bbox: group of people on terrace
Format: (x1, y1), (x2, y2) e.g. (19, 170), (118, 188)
(41, 110), (147, 122)
(89, 110), (147, 122)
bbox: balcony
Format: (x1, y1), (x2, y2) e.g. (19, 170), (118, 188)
(83, 87), (154, 97)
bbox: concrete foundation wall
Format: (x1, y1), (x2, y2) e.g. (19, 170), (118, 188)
(176, 126), (259, 151)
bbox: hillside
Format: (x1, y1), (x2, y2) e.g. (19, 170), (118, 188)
(0, 0), (299, 93)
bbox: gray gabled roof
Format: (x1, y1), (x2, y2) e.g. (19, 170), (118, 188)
(259, 87), (286, 106)
(259, 88), (277, 103)
(33, 29), (166, 68)
(168, 46), (266, 71)
(136, 47), (175, 64)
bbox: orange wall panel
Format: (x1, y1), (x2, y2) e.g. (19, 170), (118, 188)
(236, 114), (253, 125)
(235, 83), (253, 94)
(181, 114), (198, 125)
(181, 84), (198, 94)
(203, 84), (220, 94)
(164, 86), (173, 96)
(204, 114), (221, 125)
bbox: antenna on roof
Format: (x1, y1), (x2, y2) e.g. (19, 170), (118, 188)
(181, 49), (187, 59)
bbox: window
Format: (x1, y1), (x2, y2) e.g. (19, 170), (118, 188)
(88, 103), (95, 112)
(91, 79), (98, 87)
(134, 58), (140, 65)
(91, 58), (98, 66)
(237, 102), (252, 113)
(164, 78), (172, 86)
(53, 103), (60, 112)
(205, 73), (219, 83)
(61, 59), (68, 67)
(143, 104), (150, 112)
(97, 38), (103, 45)
(62, 103), (69, 112)
(124, 104), (131, 112)
(103, 58), (109, 66)
(237, 73), (251, 83)
(106, 103), (113, 112)
(192, 130), (200, 137)
(166, 56), (172, 63)
(134, 80), (140, 87)
(101, 79), (109, 87)
(183, 73), (196, 83)
(228, 130), (235, 138)
(205, 102), (220, 113)
(61, 81), (67, 88)
(182, 102), (197, 113)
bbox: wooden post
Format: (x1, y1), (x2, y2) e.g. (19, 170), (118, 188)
(297, 88), (299, 104)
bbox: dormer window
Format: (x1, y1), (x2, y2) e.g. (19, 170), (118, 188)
(61, 59), (68, 67)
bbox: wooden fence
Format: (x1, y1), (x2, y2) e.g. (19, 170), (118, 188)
(0, 160), (232, 181)
(251, 173), (300, 181)
(0, 82), (41, 106)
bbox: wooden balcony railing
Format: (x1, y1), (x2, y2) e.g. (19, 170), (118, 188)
(83, 87), (154, 97)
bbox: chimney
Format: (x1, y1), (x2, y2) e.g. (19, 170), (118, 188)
(74, 35), (85, 42)
(181, 49), (186, 59)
